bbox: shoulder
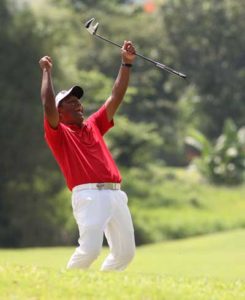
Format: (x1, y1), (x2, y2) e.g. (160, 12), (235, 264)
(44, 117), (69, 143)
(86, 104), (114, 136)
(87, 104), (107, 122)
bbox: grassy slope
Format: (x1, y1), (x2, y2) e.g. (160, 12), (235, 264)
(0, 230), (244, 300)
(128, 229), (245, 280)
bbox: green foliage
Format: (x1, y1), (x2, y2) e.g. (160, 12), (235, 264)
(1, 169), (76, 247)
(1, 0), (245, 248)
(188, 119), (245, 185)
(162, 0), (245, 138)
(106, 117), (163, 168)
(0, 0), (68, 247)
(122, 167), (245, 244)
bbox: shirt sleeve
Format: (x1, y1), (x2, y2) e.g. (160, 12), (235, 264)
(44, 117), (63, 149)
(87, 104), (114, 136)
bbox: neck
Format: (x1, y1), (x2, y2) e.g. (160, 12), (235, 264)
(62, 120), (84, 128)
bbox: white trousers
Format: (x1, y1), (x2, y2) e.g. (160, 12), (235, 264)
(67, 188), (135, 271)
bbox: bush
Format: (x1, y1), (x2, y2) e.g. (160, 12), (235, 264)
(187, 119), (245, 185)
(124, 167), (245, 245)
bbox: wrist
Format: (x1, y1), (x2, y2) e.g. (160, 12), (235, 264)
(43, 68), (52, 74)
(121, 62), (133, 68)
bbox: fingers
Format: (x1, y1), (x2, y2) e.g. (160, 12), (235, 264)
(39, 56), (52, 70)
(44, 56), (52, 63)
(121, 40), (136, 64)
(39, 56), (52, 64)
(123, 40), (136, 54)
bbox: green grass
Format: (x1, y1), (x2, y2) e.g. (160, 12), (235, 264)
(0, 230), (244, 299)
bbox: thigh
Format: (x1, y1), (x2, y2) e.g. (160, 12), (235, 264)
(113, 190), (134, 232)
(72, 189), (112, 228)
(104, 191), (135, 254)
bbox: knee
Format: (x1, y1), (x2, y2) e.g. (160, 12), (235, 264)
(123, 247), (135, 264)
(67, 248), (100, 269)
(117, 246), (135, 268)
(86, 249), (101, 264)
(102, 250), (135, 272)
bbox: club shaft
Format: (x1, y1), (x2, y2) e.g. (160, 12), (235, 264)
(95, 33), (186, 79)
(96, 33), (122, 49)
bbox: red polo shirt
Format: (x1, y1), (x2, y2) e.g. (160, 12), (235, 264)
(44, 104), (122, 190)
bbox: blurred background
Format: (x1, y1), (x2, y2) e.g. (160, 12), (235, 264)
(0, 0), (244, 248)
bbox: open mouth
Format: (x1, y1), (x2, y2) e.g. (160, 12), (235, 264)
(76, 111), (83, 117)
(76, 111), (84, 120)
(72, 106), (84, 120)
(74, 107), (83, 114)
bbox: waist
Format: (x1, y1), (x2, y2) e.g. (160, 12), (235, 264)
(73, 183), (121, 192)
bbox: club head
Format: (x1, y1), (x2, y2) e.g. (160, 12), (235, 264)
(84, 18), (99, 35)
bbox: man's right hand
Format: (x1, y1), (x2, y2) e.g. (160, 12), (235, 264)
(40, 55), (59, 129)
(39, 56), (52, 71)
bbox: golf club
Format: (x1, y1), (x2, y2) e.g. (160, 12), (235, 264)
(84, 18), (187, 79)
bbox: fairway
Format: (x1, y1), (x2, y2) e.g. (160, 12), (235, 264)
(0, 230), (244, 299)
(1, 229), (245, 280)
(129, 229), (245, 280)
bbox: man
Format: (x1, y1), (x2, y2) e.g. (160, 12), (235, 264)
(39, 41), (136, 271)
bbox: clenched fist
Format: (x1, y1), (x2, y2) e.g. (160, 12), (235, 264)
(39, 56), (52, 71)
(121, 41), (136, 64)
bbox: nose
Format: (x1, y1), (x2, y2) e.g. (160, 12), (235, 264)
(74, 101), (81, 107)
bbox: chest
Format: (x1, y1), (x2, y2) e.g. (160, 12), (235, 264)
(65, 123), (102, 148)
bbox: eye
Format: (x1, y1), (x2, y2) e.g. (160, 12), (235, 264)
(68, 100), (76, 105)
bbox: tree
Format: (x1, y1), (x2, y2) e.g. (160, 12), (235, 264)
(0, 1), (74, 246)
(162, 0), (245, 138)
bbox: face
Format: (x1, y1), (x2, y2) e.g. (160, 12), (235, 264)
(58, 95), (84, 126)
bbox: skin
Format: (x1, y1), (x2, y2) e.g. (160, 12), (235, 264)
(39, 41), (136, 129)
(58, 95), (85, 126)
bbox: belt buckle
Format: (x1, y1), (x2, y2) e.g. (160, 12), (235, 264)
(96, 183), (104, 190)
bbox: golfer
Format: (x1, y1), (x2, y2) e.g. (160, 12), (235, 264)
(39, 41), (136, 271)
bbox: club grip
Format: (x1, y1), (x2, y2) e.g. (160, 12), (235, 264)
(156, 62), (187, 79)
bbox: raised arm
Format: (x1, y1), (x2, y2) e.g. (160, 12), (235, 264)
(39, 56), (59, 129)
(105, 41), (136, 121)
